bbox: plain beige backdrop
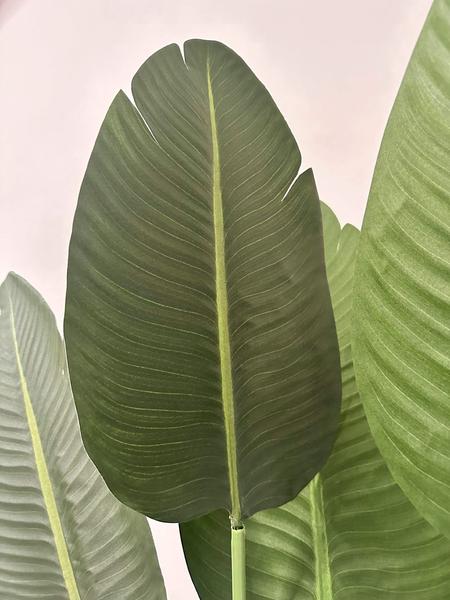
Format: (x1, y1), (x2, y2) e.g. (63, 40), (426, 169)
(0, 1), (432, 598)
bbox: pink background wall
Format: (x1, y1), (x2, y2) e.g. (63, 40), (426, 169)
(0, 1), (432, 597)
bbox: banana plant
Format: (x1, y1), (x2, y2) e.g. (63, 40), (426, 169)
(180, 202), (450, 599)
(64, 39), (341, 598)
(0, 273), (166, 600)
(353, 0), (450, 538)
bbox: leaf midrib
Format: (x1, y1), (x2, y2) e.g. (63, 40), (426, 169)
(310, 474), (333, 599)
(207, 56), (241, 525)
(8, 295), (81, 600)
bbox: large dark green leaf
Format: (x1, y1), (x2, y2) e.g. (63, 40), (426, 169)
(64, 40), (341, 524)
(0, 273), (166, 600)
(353, 0), (450, 537)
(180, 203), (450, 599)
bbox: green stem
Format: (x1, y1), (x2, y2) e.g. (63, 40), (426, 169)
(231, 525), (246, 600)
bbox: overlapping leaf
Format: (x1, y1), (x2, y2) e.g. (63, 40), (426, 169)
(0, 273), (166, 600)
(180, 203), (450, 599)
(64, 39), (341, 523)
(353, 0), (450, 537)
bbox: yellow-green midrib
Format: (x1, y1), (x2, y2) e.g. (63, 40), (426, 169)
(206, 56), (241, 525)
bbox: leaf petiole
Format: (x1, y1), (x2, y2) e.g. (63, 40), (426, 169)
(231, 525), (246, 600)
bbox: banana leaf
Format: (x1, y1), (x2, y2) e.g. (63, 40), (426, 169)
(0, 273), (166, 600)
(64, 40), (341, 524)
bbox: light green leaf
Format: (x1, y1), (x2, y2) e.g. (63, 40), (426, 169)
(180, 203), (450, 599)
(0, 273), (166, 600)
(352, 0), (450, 537)
(64, 40), (341, 524)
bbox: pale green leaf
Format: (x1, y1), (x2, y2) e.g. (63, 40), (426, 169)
(0, 273), (166, 600)
(353, 0), (450, 537)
